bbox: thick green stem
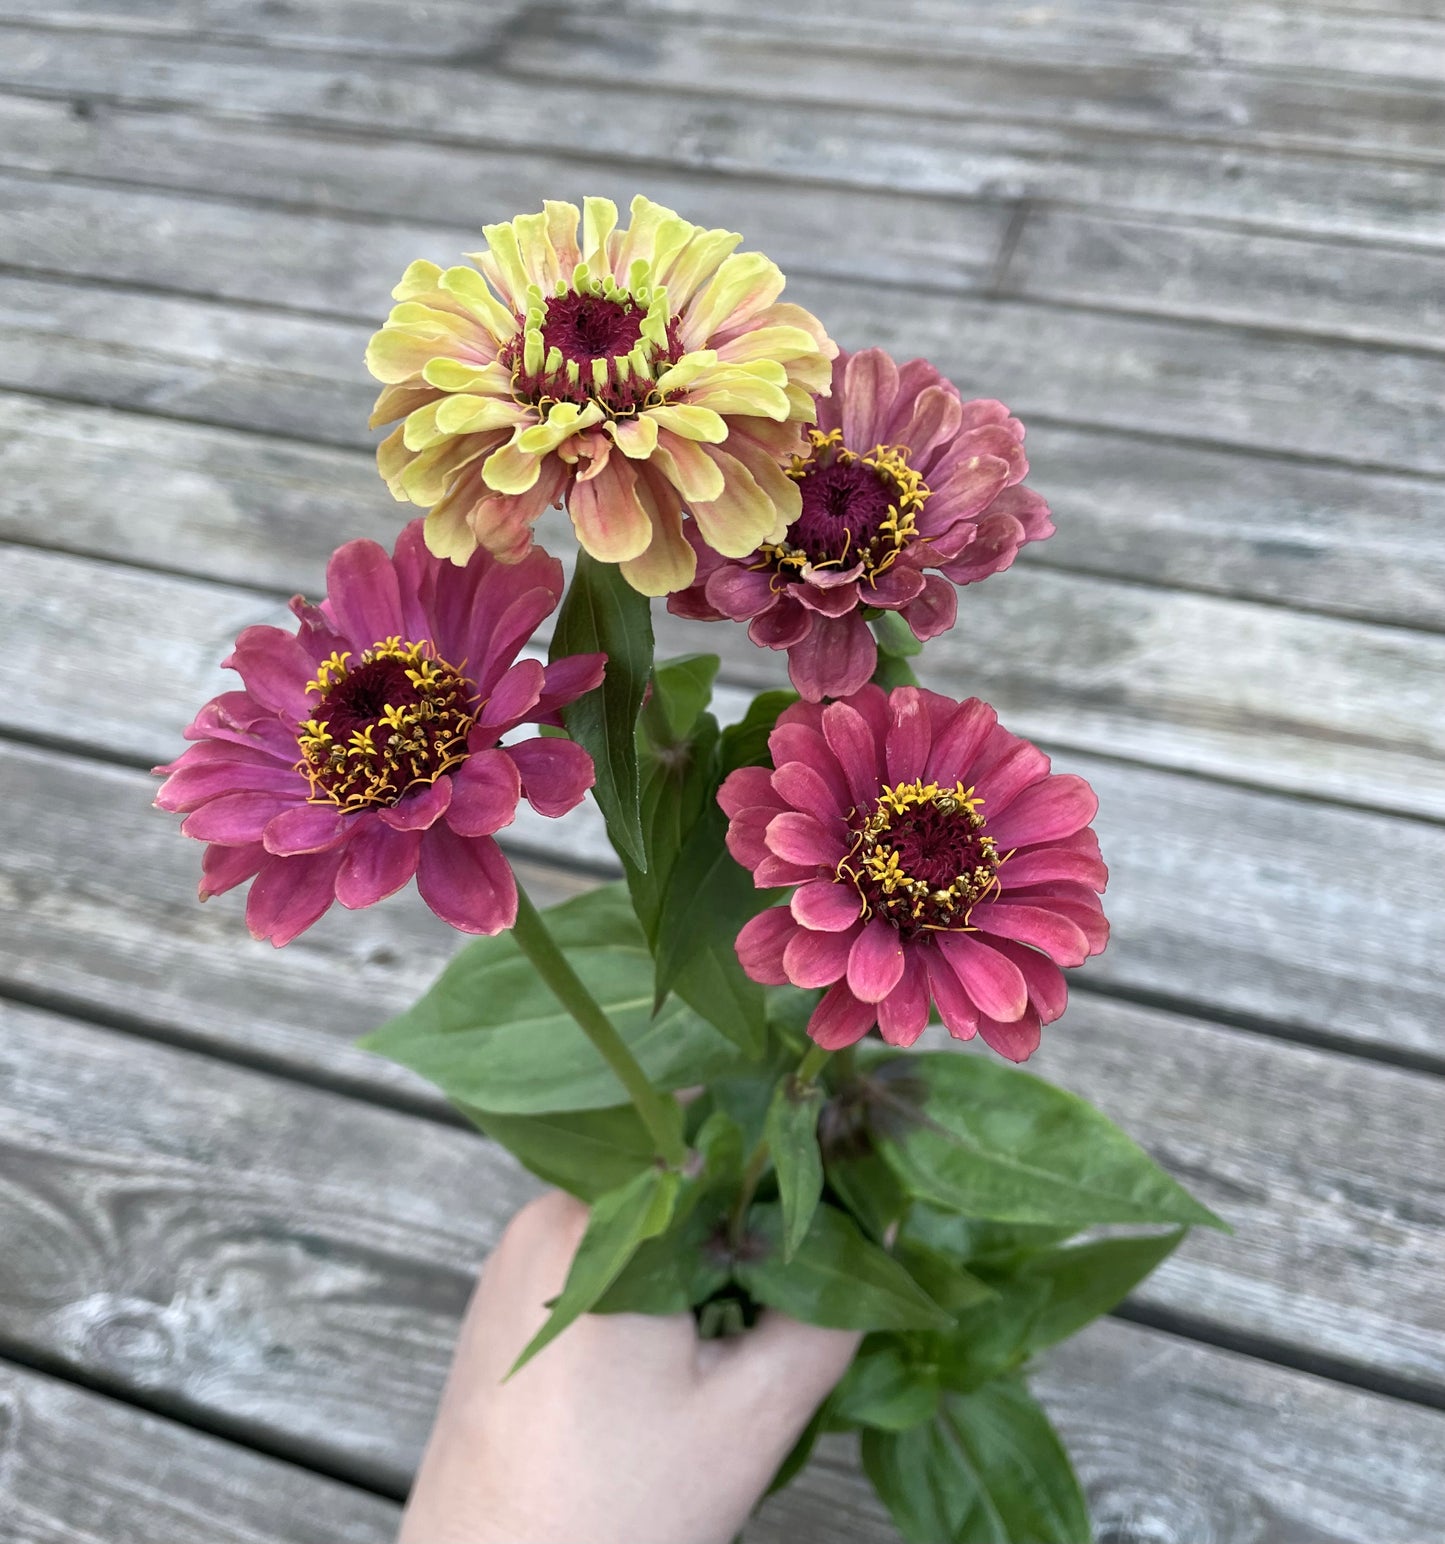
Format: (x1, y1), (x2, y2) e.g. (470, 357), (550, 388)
(794, 1041), (832, 1088)
(511, 882), (688, 1169)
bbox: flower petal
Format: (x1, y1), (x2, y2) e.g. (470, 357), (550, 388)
(477, 658), (546, 735)
(885, 686), (932, 786)
(766, 810), (845, 867)
(783, 926), (854, 989)
(735, 907), (797, 986)
(987, 775), (1099, 849)
(847, 918), (906, 1004)
(791, 878), (863, 932)
(182, 790), (295, 845)
(378, 777), (452, 832)
(245, 849), (344, 946)
(977, 1007), (1043, 1063)
(807, 981), (878, 1050)
(788, 612), (876, 703)
(324, 538), (405, 648)
(877, 968), (931, 1047)
(922, 946), (978, 1041)
(822, 700), (882, 810)
(416, 827), (518, 934)
(967, 902), (1091, 969)
(508, 735), (595, 817)
(262, 802), (350, 856)
(335, 821), (422, 910)
(446, 747), (521, 838)
(771, 760), (846, 822)
(935, 930), (1029, 1021)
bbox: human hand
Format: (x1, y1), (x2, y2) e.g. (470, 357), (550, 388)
(398, 1189), (862, 1544)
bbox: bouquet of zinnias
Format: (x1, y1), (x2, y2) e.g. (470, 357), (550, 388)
(156, 197), (1220, 1541)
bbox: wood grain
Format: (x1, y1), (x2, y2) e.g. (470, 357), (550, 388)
(0, 1360), (397, 1544)
(10, 390), (1445, 633)
(9, 497), (1445, 822)
(5, 538), (1444, 1060)
(8, 83), (1445, 256)
(2, 997), (1443, 1543)
(2, 739), (1444, 1392)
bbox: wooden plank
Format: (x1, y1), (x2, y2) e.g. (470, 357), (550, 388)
(7, 84), (1445, 256)
(0, 164), (1010, 306)
(495, 13), (1445, 162)
(8, 155), (1445, 357)
(4, 605), (1443, 1077)
(6, 262), (1445, 482)
(10, 511), (1445, 822)
(2, 997), (1443, 1541)
(0, 23), (1442, 182)
(7, 0), (1445, 88)
(0, 1360), (397, 1544)
(10, 391), (1445, 634)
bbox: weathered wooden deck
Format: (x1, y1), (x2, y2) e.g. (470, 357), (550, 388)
(1, 1), (1443, 1539)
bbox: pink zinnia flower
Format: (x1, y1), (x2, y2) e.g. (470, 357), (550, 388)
(154, 521), (604, 945)
(668, 348), (1054, 700)
(722, 685), (1107, 1061)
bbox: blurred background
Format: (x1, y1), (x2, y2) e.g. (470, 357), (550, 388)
(0, 2), (1443, 1540)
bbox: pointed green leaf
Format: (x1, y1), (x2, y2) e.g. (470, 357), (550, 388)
(764, 1072), (825, 1261)
(457, 1102), (660, 1202)
(718, 688), (799, 775)
(831, 1341), (941, 1432)
(550, 549), (653, 868)
(737, 1203), (953, 1332)
(652, 803), (775, 1057)
(863, 1378), (1091, 1543)
(362, 884), (743, 1112)
(873, 1053), (1223, 1229)
(510, 1165), (679, 1375)
(642, 653), (719, 743)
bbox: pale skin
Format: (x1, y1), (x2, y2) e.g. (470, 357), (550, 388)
(399, 1190), (862, 1544)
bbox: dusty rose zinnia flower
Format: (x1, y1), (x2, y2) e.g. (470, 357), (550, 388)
(668, 348), (1053, 700)
(154, 521), (604, 945)
(366, 195), (835, 596)
(722, 684), (1106, 1060)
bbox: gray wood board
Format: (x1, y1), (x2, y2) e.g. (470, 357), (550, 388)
(0, 1359), (397, 1544)
(2, 998), (1443, 1543)
(6, 142), (1445, 352)
(5, 258), (1443, 483)
(8, 482), (1444, 820)
(2, 737), (1444, 1392)
(8, 391), (1444, 633)
(8, 83), (1445, 255)
(4, 543), (1444, 1063)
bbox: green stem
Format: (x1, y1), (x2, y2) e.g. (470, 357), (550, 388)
(794, 1041), (832, 1088)
(511, 882), (688, 1169)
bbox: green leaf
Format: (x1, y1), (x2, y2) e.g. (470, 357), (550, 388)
(642, 653), (719, 743)
(892, 1240), (997, 1317)
(457, 1102), (659, 1202)
(871, 651), (921, 690)
(863, 1379), (1091, 1543)
(764, 1072), (825, 1261)
(652, 802), (774, 1057)
(826, 1148), (911, 1245)
(872, 1053), (1224, 1230)
(831, 1340), (941, 1432)
(718, 688), (800, 775)
(593, 1110), (745, 1316)
(908, 1207), (1078, 1268)
(873, 610), (923, 657)
(737, 1203), (953, 1333)
(511, 1165), (679, 1375)
(362, 884), (743, 1112)
(940, 1229), (1186, 1392)
(550, 549), (654, 869)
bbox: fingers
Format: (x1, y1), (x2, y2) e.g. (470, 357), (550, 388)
(707, 1309), (863, 1420)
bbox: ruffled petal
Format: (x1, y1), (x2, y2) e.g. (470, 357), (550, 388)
(847, 918), (906, 1004)
(935, 931), (1029, 1022)
(807, 981), (878, 1050)
(507, 736), (596, 816)
(445, 747), (521, 838)
(335, 821), (422, 910)
(735, 906), (797, 985)
(416, 827), (518, 934)
(245, 849), (344, 946)
(791, 878), (863, 932)
(783, 925), (855, 989)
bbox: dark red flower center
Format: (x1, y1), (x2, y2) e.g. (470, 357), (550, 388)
(541, 292), (645, 365)
(297, 640), (476, 808)
(839, 780), (1003, 936)
(503, 286), (684, 416)
(761, 430), (929, 581)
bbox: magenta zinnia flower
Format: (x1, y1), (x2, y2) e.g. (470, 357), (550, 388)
(669, 348), (1053, 700)
(722, 685), (1106, 1060)
(154, 521), (604, 945)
